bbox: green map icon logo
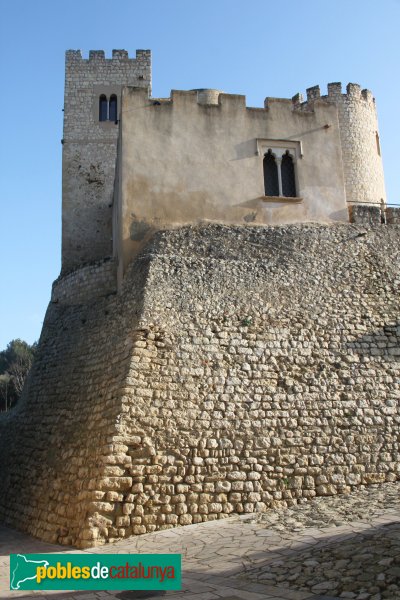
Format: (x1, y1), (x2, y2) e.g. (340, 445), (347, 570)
(10, 554), (49, 590)
(9, 553), (181, 591)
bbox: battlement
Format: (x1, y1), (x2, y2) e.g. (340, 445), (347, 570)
(65, 74), (375, 114)
(65, 49), (151, 62)
(128, 87), (333, 114)
(292, 82), (375, 109)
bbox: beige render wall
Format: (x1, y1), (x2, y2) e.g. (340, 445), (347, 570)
(116, 88), (348, 275)
(0, 223), (399, 548)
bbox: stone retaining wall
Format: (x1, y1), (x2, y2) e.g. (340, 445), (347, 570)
(0, 223), (399, 547)
(349, 205), (381, 225)
(386, 207), (400, 224)
(52, 258), (117, 304)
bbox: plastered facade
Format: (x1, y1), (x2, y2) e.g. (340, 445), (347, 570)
(115, 87), (348, 276)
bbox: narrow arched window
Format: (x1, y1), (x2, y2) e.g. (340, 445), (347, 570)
(281, 151), (296, 197)
(376, 132), (381, 156)
(109, 95), (117, 123)
(263, 150), (279, 196)
(99, 95), (108, 121)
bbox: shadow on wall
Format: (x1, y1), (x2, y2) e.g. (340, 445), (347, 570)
(233, 139), (256, 160)
(346, 323), (400, 360)
(329, 208), (349, 221)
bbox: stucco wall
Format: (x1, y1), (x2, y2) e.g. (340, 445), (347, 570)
(62, 50), (151, 273)
(1, 223), (399, 548)
(116, 88), (347, 275)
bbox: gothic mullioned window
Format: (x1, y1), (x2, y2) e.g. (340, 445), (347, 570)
(98, 95), (118, 122)
(262, 146), (298, 198)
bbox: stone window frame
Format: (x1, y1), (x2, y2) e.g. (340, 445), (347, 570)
(257, 139), (303, 202)
(98, 94), (118, 123)
(93, 85), (121, 127)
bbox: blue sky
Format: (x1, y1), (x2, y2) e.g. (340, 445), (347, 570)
(0, 0), (399, 349)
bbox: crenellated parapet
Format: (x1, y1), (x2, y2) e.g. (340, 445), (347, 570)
(65, 48), (151, 63)
(291, 81), (376, 111)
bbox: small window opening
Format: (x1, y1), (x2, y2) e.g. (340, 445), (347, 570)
(376, 132), (381, 156)
(263, 150), (279, 196)
(99, 95), (108, 121)
(380, 198), (386, 224)
(281, 151), (296, 197)
(109, 95), (117, 123)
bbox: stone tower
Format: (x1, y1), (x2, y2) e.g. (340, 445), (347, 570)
(62, 49), (151, 273)
(301, 82), (386, 206)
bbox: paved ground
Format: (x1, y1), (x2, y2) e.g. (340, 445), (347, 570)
(1, 483), (400, 600)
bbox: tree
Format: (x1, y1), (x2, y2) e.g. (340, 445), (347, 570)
(0, 373), (12, 412)
(0, 339), (37, 412)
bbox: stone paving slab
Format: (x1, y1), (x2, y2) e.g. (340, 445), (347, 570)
(1, 483), (400, 600)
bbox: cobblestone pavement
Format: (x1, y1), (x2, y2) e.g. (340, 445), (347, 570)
(1, 483), (399, 600)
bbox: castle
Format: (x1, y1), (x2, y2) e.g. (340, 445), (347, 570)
(0, 50), (399, 549)
(62, 49), (390, 285)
